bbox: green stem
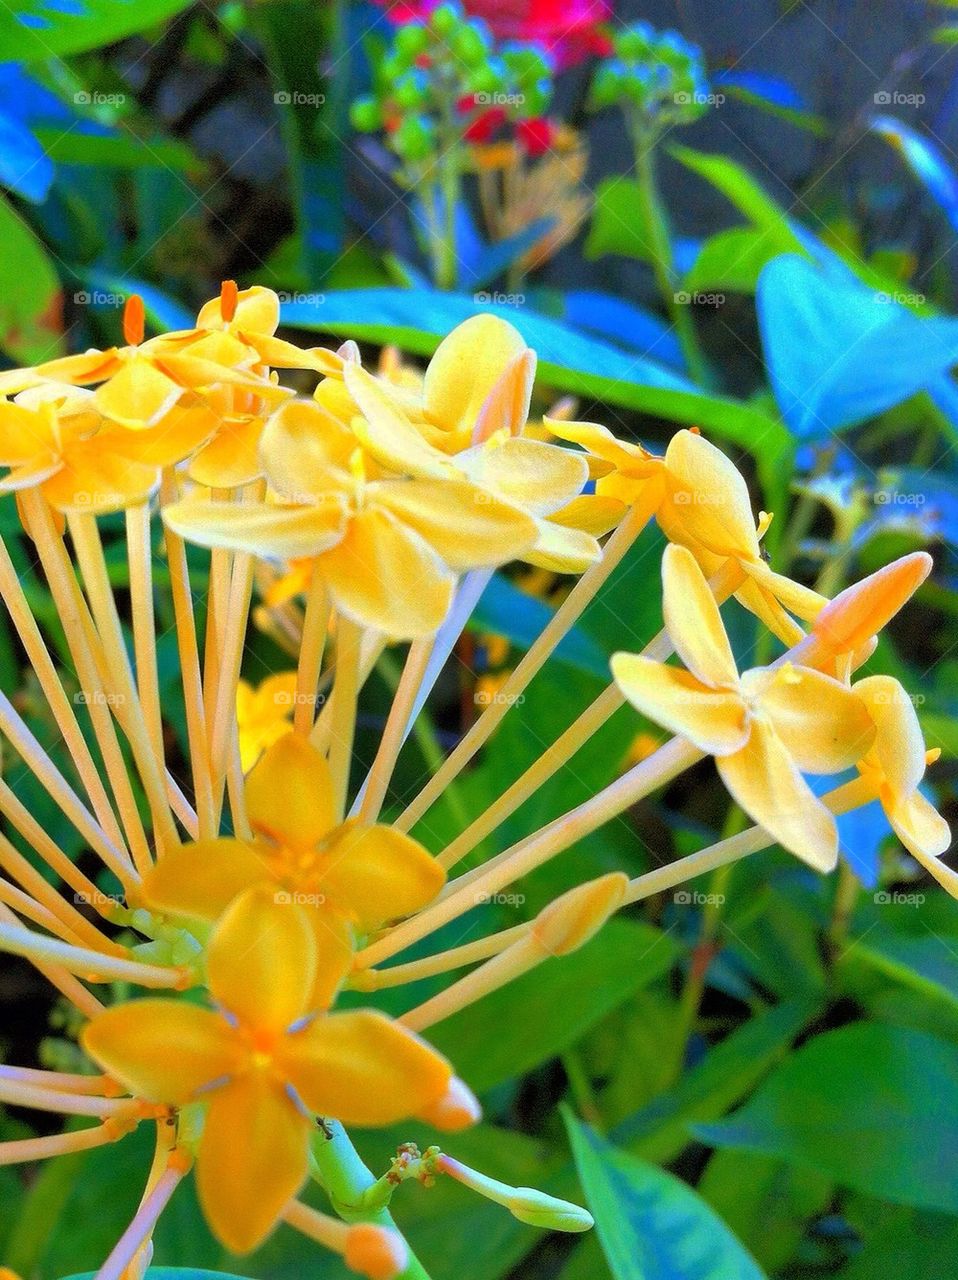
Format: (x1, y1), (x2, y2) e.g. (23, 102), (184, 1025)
(310, 1122), (433, 1280)
(634, 136), (707, 385)
(827, 859), (860, 963)
(435, 83), (461, 291)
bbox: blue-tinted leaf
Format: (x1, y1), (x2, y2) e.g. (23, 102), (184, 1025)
(557, 290), (685, 368)
(84, 269), (193, 332)
(758, 254), (958, 438)
(565, 1113), (767, 1280)
(713, 71), (807, 112)
(872, 115), (958, 232)
(470, 572), (609, 679)
(0, 103), (52, 200)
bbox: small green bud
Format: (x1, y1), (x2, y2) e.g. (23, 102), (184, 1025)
(507, 1188), (595, 1233)
(430, 2), (462, 36)
(393, 113), (435, 163)
(350, 95), (382, 132)
(394, 21), (430, 60)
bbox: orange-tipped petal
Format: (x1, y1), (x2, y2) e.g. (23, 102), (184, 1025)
(812, 552), (932, 655)
(198, 1072), (310, 1253)
(319, 821), (445, 933)
(82, 999), (238, 1104)
(344, 1223), (410, 1280)
(417, 1075), (482, 1131)
(279, 1010), (451, 1125)
(143, 838), (268, 923)
(717, 717), (838, 871)
(662, 544), (739, 687)
(611, 653), (749, 756)
(246, 733), (336, 848)
(206, 887), (317, 1032)
(744, 665), (876, 773)
(472, 349), (536, 443)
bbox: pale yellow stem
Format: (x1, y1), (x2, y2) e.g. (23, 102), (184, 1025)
(0, 882), (68, 938)
(202, 488), (232, 729)
(0, 1078), (136, 1117)
(294, 571), (330, 736)
(310, 631), (387, 754)
(0, 921), (189, 988)
(226, 736), (253, 841)
(282, 1200), (350, 1252)
(358, 635), (434, 824)
(68, 512), (179, 856)
(125, 502), (164, 767)
(0, 534), (128, 854)
(357, 736), (702, 968)
(96, 1152), (190, 1280)
(401, 933), (543, 1031)
(0, 1122), (126, 1166)
(0, 1066), (118, 1094)
(395, 496), (657, 833)
(0, 902), (103, 1018)
(160, 470), (216, 839)
(352, 923), (527, 990)
(0, 830), (122, 952)
(327, 614), (363, 822)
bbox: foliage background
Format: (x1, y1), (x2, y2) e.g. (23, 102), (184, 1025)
(1, 2), (958, 1279)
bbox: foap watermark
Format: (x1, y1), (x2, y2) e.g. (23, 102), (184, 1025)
(874, 290), (925, 306)
(276, 291), (325, 306)
(274, 91), (326, 107)
(74, 290), (125, 307)
(272, 689), (326, 708)
(474, 91), (525, 107)
(475, 689), (525, 708)
(74, 689), (126, 707)
(674, 290), (725, 308)
(675, 890), (726, 906)
(874, 91), (925, 107)
(274, 890), (326, 906)
(73, 888), (124, 907)
(875, 489), (925, 507)
(74, 90), (126, 107)
(475, 890), (526, 907)
(874, 890), (925, 907)
(672, 489), (730, 506)
(475, 290), (525, 307)
(674, 90), (725, 107)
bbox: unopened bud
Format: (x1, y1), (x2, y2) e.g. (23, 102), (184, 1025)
(532, 873), (627, 956)
(418, 1075), (482, 1131)
(813, 552), (931, 654)
(506, 1187), (595, 1233)
(344, 1223), (409, 1280)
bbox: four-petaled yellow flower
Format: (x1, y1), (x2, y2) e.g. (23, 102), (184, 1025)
(236, 671), (299, 772)
(611, 544), (876, 869)
(142, 734), (446, 1003)
(83, 886), (456, 1253)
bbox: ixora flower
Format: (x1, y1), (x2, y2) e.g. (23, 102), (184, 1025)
(163, 397), (541, 636)
(611, 544), (876, 869)
(83, 886), (460, 1253)
(236, 671), (298, 771)
(552, 420), (827, 644)
(141, 733), (446, 1002)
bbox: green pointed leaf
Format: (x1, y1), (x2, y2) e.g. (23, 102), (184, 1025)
(0, 193), (64, 364)
(3, 0), (198, 61)
(564, 1112), (767, 1280)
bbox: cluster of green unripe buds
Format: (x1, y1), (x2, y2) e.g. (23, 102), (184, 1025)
(350, 1), (554, 168)
(590, 21), (711, 131)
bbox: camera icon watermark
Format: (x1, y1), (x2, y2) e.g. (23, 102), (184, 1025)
(874, 890), (925, 906)
(874, 91), (925, 106)
(674, 890), (726, 906)
(674, 290), (725, 307)
(74, 90), (126, 107)
(474, 290), (525, 307)
(274, 889), (326, 906)
(274, 91), (326, 107)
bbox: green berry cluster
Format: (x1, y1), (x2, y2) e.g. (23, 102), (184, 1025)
(590, 22), (711, 132)
(350, 1), (553, 168)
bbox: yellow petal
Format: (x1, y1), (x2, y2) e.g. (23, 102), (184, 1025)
(345, 364), (455, 481)
(369, 478), (537, 570)
(0, 402), (57, 463)
(662, 430), (761, 560)
(143, 838), (268, 922)
(82, 999), (238, 1104)
(548, 493), (626, 537)
(318, 820), (445, 932)
(206, 886), (317, 1031)
(197, 1072), (309, 1253)
(854, 675), (925, 799)
(246, 733), (335, 848)
(35, 348), (122, 385)
(260, 398), (357, 497)
(240, 331), (344, 375)
(547, 417), (658, 476)
(163, 496), (349, 559)
(611, 653), (749, 755)
(306, 909), (356, 1010)
(279, 1010), (451, 1124)
(525, 519), (601, 574)
(188, 416), (265, 488)
(93, 358), (184, 428)
(42, 444), (158, 513)
(812, 552), (932, 655)
(739, 559), (827, 623)
(457, 437), (587, 515)
(662, 543), (739, 688)
(891, 794), (953, 868)
(733, 576), (806, 649)
(744, 665), (876, 773)
(196, 285), (280, 336)
(422, 315), (528, 438)
(717, 716), (838, 870)
(319, 506), (454, 637)
(471, 349), (536, 442)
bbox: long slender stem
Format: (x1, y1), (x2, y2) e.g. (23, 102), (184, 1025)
(0, 903), (103, 1018)
(400, 933), (542, 1031)
(126, 502), (164, 768)
(354, 923), (527, 990)
(327, 615), (362, 822)
(95, 1154), (189, 1280)
(294, 571), (330, 737)
(357, 636), (434, 823)
(0, 921), (189, 988)
(0, 1123), (124, 1167)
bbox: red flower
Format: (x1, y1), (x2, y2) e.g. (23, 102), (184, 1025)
(377, 0), (612, 70)
(516, 115), (555, 155)
(460, 102), (508, 142)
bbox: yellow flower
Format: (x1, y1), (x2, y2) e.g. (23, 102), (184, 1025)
(236, 672), (298, 772)
(142, 733), (446, 1003)
(611, 544), (876, 869)
(853, 675), (954, 891)
(0, 382), (214, 513)
(163, 398), (540, 636)
(82, 886), (456, 1253)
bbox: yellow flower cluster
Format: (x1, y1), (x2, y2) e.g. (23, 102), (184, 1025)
(0, 285), (951, 1278)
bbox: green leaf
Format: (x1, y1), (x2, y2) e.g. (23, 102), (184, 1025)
(684, 225), (796, 294)
(668, 144), (803, 234)
(0, 193), (64, 364)
(282, 288), (791, 458)
(612, 999), (817, 1163)
(584, 178), (651, 262)
(2, 0), (197, 60)
(32, 128), (202, 173)
(696, 1023), (958, 1212)
(564, 1112), (767, 1280)
(429, 920), (680, 1093)
(836, 1206), (958, 1280)
(846, 928), (958, 1017)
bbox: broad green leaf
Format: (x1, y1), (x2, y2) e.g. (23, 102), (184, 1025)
(584, 178), (651, 262)
(33, 128), (201, 173)
(282, 288), (790, 457)
(612, 999), (817, 1163)
(429, 920), (680, 1093)
(846, 928), (958, 1016)
(564, 1112), (767, 1280)
(2, 0), (197, 60)
(696, 1023), (958, 1212)
(837, 1205), (958, 1280)
(0, 193), (64, 364)
(698, 1150), (832, 1272)
(668, 144), (802, 234)
(684, 225), (795, 294)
